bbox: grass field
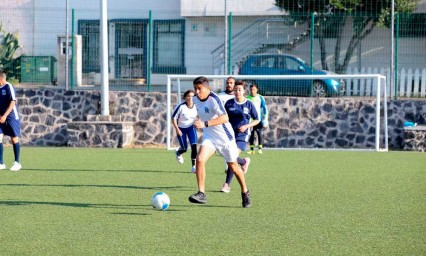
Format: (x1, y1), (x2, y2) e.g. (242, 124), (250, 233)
(0, 147), (424, 255)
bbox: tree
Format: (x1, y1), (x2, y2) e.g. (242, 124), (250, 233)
(0, 24), (20, 77)
(275, 0), (418, 73)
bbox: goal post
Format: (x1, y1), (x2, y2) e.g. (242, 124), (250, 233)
(166, 74), (388, 152)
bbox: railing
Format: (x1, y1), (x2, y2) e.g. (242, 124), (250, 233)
(346, 67), (426, 97)
(211, 17), (305, 75)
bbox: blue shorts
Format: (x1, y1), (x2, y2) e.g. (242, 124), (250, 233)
(0, 118), (21, 137)
(236, 140), (247, 152)
(177, 126), (197, 150)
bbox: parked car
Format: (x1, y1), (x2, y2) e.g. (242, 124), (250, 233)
(238, 53), (345, 97)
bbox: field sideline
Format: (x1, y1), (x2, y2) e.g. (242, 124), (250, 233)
(0, 147), (424, 255)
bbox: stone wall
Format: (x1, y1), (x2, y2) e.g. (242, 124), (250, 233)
(403, 126), (426, 152)
(13, 88), (426, 150)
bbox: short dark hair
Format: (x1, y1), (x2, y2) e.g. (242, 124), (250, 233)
(226, 76), (236, 83)
(193, 76), (209, 86)
(249, 82), (258, 89)
(235, 80), (246, 90)
(0, 70), (6, 78)
(183, 89), (194, 98)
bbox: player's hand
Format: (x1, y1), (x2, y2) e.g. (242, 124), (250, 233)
(177, 129), (183, 136)
(194, 119), (203, 129)
(0, 115), (5, 123)
(238, 125), (248, 133)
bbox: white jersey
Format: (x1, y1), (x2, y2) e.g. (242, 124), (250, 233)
(218, 91), (235, 105)
(172, 102), (198, 128)
(193, 92), (235, 145)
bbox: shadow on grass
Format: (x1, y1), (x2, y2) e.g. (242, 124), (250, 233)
(0, 183), (193, 191)
(0, 200), (143, 209)
(23, 168), (191, 174)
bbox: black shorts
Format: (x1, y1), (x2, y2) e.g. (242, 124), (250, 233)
(252, 122), (263, 131)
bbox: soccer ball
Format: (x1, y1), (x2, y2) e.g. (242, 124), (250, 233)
(151, 192), (170, 210)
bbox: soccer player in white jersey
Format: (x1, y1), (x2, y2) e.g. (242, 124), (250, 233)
(221, 81), (260, 193)
(0, 70), (22, 171)
(172, 89), (198, 173)
(218, 76), (235, 105)
(247, 83), (269, 154)
(189, 76), (251, 208)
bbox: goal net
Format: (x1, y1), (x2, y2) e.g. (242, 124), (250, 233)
(166, 74), (388, 152)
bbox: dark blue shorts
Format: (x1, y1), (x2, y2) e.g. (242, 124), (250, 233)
(0, 118), (21, 137)
(236, 140), (247, 152)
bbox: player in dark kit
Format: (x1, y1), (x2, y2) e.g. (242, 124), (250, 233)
(221, 80), (260, 193)
(0, 70), (22, 171)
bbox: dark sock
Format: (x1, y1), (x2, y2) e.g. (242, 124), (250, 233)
(237, 157), (246, 166)
(190, 144), (197, 165)
(13, 143), (20, 162)
(225, 168), (234, 184)
(177, 149), (187, 155)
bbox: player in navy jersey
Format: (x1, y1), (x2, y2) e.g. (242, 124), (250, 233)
(189, 76), (251, 208)
(0, 70), (22, 171)
(221, 81), (260, 193)
(171, 89), (198, 173)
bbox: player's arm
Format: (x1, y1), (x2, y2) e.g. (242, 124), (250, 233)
(194, 114), (228, 129)
(172, 118), (182, 136)
(171, 105), (182, 136)
(0, 100), (15, 123)
(260, 96), (268, 116)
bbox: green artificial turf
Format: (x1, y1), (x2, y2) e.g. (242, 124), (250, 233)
(0, 147), (424, 255)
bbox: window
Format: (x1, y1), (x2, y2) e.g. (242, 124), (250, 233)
(153, 20), (186, 74)
(78, 20), (101, 73)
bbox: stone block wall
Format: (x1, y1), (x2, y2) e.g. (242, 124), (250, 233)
(403, 126), (426, 152)
(13, 88), (426, 150)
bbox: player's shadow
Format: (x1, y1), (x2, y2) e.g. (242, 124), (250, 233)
(0, 199), (142, 210)
(23, 168), (190, 174)
(0, 183), (193, 191)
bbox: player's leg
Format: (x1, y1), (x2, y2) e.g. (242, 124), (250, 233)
(0, 133), (5, 170)
(222, 147), (242, 193)
(8, 119), (22, 171)
(188, 126), (198, 173)
(257, 127), (264, 154)
(222, 142), (251, 207)
(189, 140), (215, 204)
(248, 127), (256, 154)
(175, 128), (187, 164)
(10, 136), (21, 171)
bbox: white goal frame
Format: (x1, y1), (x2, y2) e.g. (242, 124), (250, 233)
(166, 74), (388, 152)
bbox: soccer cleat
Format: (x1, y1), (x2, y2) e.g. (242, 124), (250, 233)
(247, 150), (255, 155)
(191, 165), (196, 173)
(258, 149), (263, 154)
(175, 150), (184, 164)
(189, 191), (207, 204)
(0, 163), (6, 170)
(241, 157), (251, 174)
(241, 190), (251, 208)
(10, 162), (22, 171)
(220, 183), (231, 193)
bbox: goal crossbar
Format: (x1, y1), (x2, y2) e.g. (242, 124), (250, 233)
(166, 74), (388, 152)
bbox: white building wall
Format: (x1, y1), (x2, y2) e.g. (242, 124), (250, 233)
(1, 0), (425, 86)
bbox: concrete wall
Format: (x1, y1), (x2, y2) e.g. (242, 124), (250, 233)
(12, 88), (426, 150)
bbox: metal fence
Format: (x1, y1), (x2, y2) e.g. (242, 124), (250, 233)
(0, 4), (425, 98)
